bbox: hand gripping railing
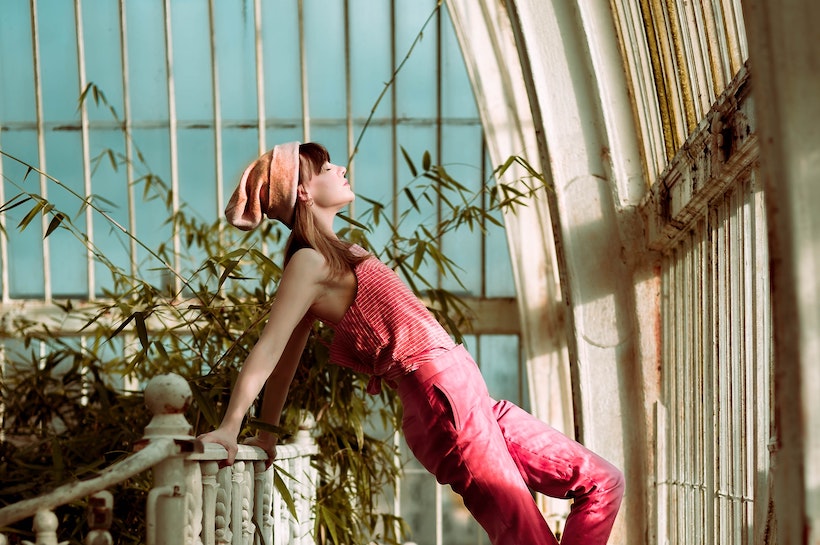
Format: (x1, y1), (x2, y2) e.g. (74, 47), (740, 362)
(0, 374), (318, 545)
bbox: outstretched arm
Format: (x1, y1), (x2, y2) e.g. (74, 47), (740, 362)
(199, 249), (326, 463)
(243, 315), (312, 462)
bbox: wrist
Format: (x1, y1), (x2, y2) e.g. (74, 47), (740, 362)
(218, 419), (242, 438)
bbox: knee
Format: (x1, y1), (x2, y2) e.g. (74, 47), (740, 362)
(601, 465), (626, 504)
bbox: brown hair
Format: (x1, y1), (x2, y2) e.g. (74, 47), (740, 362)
(283, 143), (368, 277)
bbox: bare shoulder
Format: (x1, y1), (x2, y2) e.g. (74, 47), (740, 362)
(282, 248), (330, 283)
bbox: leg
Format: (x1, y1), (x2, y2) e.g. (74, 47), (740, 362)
(399, 347), (557, 545)
(493, 400), (625, 545)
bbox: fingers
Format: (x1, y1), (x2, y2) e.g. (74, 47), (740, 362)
(197, 432), (238, 466)
(242, 436), (278, 468)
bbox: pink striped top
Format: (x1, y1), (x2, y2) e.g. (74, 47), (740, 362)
(318, 248), (456, 394)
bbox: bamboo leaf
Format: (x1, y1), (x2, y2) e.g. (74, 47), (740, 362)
(107, 312), (136, 341)
(0, 193), (33, 214)
(134, 311), (149, 349)
(399, 146), (417, 177)
(336, 213), (370, 231)
(273, 468), (299, 519)
(44, 212), (67, 238)
(402, 187), (420, 212)
(17, 200), (45, 230)
(422, 150), (431, 171)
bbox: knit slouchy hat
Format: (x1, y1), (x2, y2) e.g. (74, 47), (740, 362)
(225, 141), (301, 230)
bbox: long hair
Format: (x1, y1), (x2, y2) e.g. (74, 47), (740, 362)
(283, 143), (368, 277)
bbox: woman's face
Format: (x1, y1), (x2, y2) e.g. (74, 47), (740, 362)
(301, 161), (354, 210)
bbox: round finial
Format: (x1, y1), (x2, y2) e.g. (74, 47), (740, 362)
(32, 509), (59, 533)
(144, 374), (192, 416)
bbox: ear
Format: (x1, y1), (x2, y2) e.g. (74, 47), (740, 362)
(296, 184), (312, 202)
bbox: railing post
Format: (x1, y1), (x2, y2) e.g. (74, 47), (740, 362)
(140, 374), (198, 545)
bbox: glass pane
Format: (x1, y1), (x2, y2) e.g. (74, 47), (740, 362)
(261, 1), (301, 121)
(479, 334), (527, 409)
(39, 0), (80, 122)
(211, 0), (257, 122)
(81, 0), (124, 123)
(125, 0), (169, 122)
(394, 0), (438, 119)
(349, 0), (392, 118)
(0, 3), (36, 122)
(305, 0), (346, 120)
(91, 129), (131, 297)
(441, 8), (478, 120)
(170, 1), (214, 121)
(45, 130), (87, 298)
(441, 124), (483, 294)
(3, 131), (44, 298)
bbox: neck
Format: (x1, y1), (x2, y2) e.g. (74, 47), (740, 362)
(312, 208), (340, 239)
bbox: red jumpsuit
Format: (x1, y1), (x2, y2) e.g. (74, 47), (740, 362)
(320, 250), (625, 545)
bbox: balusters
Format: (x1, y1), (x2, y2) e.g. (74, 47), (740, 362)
(240, 463), (254, 545)
(201, 461), (219, 545)
(22, 510), (66, 545)
(0, 374), (318, 545)
(186, 462), (204, 545)
(85, 491), (113, 545)
(253, 461), (273, 545)
(215, 466), (233, 545)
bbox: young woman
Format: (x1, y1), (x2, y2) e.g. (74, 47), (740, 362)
(198, 141), (625, 545)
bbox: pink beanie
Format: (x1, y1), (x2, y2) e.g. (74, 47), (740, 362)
(225, 141), (301, 230)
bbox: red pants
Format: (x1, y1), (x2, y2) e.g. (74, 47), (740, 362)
(398, 345), (624, 545)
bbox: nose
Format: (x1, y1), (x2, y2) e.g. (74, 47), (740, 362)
(340, 166), (347, 177)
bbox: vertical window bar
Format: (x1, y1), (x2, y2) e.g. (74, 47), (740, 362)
(683, 234), (694, 543)
(754, 173), (773, 542)
(298, 0), (310, 142)
(673, 245), (684, 543)
(719, 0), (745, 75)
(162, 0), (181, 295)
(697, 1), (727, 97)
(676, 0), (702, 122)
(683, 0), (715, 119)
(708, 0), (734, 90)
(208, 0), (224, 218)
(730, 0), (748, 63)
(664, 0), (697, 132)
(743, 181), (757, 543)
(0, 128), (8, 302)
(702, 218), (713, 543)
(0, 344), (5, 440)
(390, 0), (398, 227)
(728, 188), (742, 544)
(118, 0), (138, 280)
(653, 0), (687, 150)
(343, 0), (355, 217)
(435, 3), (443, 290)
(613, 0), (667, 177)
(718, 199), (732, 545)
(29, 0), (51, 302)
(253, 0), (266, 155)
(74, 0), (95, 300)
(479, 142), (487, 298)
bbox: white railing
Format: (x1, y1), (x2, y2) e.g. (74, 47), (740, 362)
(0, 374), (318, 545)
